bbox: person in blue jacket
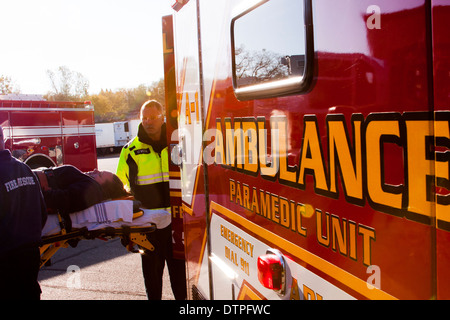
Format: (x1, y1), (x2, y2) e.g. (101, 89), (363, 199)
(0, 125), (47, 300)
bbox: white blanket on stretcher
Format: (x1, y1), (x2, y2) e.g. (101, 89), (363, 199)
(41, 200), (171, 237)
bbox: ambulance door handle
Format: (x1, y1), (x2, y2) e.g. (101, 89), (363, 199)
(170, 143), (182, 167)
(180, 134), (186, 163)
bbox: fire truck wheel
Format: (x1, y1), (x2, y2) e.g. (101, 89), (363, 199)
(26, 156), (55, 169)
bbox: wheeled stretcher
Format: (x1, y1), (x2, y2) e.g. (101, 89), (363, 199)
(39, 198), (171, 268)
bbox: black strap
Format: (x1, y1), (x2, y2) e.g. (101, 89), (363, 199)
(43, 169), (58, 189)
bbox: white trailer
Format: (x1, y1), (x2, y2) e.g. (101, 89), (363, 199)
(95, 120), (140, 154)
(95, 122), (116, 154)
(112, 121), (129, 147)
(128, 119), (140, 139)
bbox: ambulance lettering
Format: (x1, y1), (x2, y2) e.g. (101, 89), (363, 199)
(214, 111), (450, 224)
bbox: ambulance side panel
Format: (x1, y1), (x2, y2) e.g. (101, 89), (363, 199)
(174, 0), (449, 299)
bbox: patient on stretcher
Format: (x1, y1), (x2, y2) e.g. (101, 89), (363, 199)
(37, 167), (169, 266)
(34, 165), (171, 238)
(33, 165), (128, 216)
(41, 199), (171, 237)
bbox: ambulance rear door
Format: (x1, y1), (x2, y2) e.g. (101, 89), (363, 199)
(172, 0), (212, 300)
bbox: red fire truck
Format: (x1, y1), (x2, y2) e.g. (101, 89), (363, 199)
(163, 0), (449, 299)
(0, 98), (97, 172)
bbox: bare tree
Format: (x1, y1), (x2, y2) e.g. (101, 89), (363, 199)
(235, 45), (288, 87)
(46, 66), (89, 101)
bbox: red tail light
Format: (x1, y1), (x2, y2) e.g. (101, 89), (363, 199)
(257, 249), (286, 294)
(258, 254), (283, 290)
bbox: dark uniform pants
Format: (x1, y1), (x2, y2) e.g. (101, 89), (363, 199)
(141, 224), (187, 300)
(0, 246), (41, 300)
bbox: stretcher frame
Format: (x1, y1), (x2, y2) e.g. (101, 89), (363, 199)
(39, 211), (156, 269)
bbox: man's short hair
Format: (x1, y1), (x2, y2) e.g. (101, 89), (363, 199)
(140, 100), (164, 116)
(100, 174), (129, 200)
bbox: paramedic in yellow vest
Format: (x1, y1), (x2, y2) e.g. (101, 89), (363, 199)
(116, 100), (186, 300)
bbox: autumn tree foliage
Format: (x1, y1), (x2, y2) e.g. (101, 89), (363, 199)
(43, 66), (165, 123)
(90, 80), (165, 123)
(0, 75), (20, 94)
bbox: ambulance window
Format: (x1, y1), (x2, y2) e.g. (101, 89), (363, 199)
(231, 0), (313, 100)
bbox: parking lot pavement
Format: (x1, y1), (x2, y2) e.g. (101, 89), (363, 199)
(39, 238), (149, 300)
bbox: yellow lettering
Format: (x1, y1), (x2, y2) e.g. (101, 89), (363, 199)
(328, 116), (363, 200)
(185, 93), (191, 125)
(331, 214), (347, 255)
(258, 117), (278, 177)
(298, 119), (328, 191)
(290, 201), (297, 232)
(435, 118), (450, 223)
(271, 194), (280, 224)
(260, 190), (271, 219)
(279, 197), (290, 228)
(359, 224), (376, 266)
(366, 119), (403, 210)
(250, 187), (260, 214)
(235, 181), (242, 206)
(303, 284), (323, 300)
(243, 120), (258, 173)
(172, 205), (179, 218)
(243, 184), (250, 210)
(349, 221), (357, 260)
(316, 209), (330, 247)
(278, 117), (296, 184)
(215, 121), (225, 165)
(194, 92), (199, 123)
(290, 278), (300, 300)
(405, 120), (434, 217)
(229, 179), (236, 203)
(162, 33), (173, 54)
(225, 119), (244, 168)
(296, 204), (308, 237)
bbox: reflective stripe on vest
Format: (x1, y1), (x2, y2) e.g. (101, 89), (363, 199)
(116, 136), (169, 190)
(136, 172), (170, 185)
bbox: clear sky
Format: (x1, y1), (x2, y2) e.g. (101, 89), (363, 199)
(0, 0), (174, 95)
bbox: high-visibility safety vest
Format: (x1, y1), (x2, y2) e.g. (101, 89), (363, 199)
(116, 135), (170, 210)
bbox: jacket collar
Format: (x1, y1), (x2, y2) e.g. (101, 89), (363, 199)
(137, 123), (167, 154)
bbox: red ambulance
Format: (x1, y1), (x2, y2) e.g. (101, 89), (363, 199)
(163, 0), (450, 299)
